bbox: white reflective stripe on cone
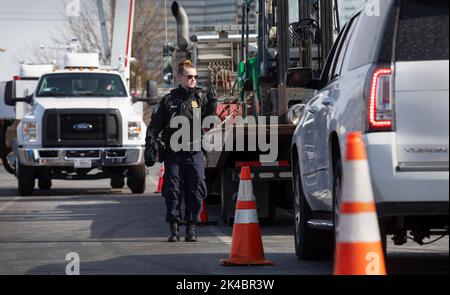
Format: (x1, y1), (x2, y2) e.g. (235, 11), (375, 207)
(234, 209), (259, 224)
(337, 213), (382, 243)
(237, 180), (256, 201)
(342, 160), (375, 203)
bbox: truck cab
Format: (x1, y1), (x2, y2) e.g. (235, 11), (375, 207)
(6, 53), (150, 196)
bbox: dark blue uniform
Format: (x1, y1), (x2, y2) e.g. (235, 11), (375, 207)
(145, 86), (216, 224)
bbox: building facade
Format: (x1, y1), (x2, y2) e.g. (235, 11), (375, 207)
(168, 0), (257, 32)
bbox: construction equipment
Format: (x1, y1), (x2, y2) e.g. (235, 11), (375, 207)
(220, 0), (341, 225)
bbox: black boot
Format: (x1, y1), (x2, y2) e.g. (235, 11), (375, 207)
(185, 222), (197, 242)
(168, 222), (180, 242)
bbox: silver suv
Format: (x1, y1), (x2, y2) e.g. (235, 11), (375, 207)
(291, 0), (449, 260)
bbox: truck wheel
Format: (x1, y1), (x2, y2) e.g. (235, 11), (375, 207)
(127, 165), (146, 194)
(18, 164), (35, 196)
(111, 176), (125, 189)
(293, 161), (333, 260)
(0, 121), (16, 175)
(38, 178), (52, 190)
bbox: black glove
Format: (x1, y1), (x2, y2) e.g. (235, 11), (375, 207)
(144, 145), (157, 167)
(144, 135), (158, 167)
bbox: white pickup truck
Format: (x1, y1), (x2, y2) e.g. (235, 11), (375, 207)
(4, 53), (154, 196)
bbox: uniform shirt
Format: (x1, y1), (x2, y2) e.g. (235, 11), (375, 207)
(146, 86), (217, 153)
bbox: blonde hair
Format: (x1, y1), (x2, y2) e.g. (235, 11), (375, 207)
(178, 59), (195, 75)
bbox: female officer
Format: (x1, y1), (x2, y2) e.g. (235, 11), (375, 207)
(145, 60), (216, 242)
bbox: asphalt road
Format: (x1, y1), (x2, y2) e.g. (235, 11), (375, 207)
(0, 166), (448, 275)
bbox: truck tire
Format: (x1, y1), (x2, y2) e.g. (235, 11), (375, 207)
(111, 176), (125, 189)
(127, 165), (146, 194)
(0, 121), (16, 175)
(38, 178), (52, 190)
(293, 161), (333, 260)
(18, 163), (35, 196)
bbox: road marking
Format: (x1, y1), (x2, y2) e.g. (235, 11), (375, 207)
(207, 227), (232, 245)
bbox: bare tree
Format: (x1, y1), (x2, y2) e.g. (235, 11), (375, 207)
(22, 0), (170, 83)
(20, 0), (174, 123)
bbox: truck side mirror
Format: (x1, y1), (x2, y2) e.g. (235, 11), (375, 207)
(4, 81), (14, 106)
(4, 80), (33, 106)
(5, 80), (33, 107)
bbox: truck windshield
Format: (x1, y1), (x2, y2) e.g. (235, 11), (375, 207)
(36, 73), (128, 97)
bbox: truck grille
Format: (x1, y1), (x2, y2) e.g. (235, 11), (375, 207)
(42, 109), (122, 147)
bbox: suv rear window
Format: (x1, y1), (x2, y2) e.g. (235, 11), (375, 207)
(396, 0), (449, 62)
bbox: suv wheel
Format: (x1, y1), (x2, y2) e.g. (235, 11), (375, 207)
(18, 164), (35, 196)
(127, 165), (146, 194)
(293, 160), (333, 260)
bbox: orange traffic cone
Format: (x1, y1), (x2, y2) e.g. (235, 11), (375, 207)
(199, 199), (218, 226)
(156, 165), (164, 193)
(221, 167), (274, 266)
(334, 132), (387, 275)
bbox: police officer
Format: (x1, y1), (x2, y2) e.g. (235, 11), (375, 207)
(145, 60), (217, 242)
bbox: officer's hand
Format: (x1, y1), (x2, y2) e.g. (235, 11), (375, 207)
(144, 145), (157, 167)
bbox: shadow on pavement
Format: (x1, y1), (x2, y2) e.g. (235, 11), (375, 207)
(26, 253), (332, 275)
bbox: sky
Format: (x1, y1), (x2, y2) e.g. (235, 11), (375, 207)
(0, 0), (69, 81)
(0, 0), (366, 82)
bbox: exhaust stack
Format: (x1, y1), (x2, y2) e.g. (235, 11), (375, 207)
(172, 1), (190, 52)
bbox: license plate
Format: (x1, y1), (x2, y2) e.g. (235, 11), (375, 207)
(74, 159), (92, 169)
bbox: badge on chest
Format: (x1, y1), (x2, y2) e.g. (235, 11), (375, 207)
(191, 100), (199, 109)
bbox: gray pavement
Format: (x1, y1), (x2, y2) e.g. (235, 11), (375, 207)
(0, 166), (448, 275)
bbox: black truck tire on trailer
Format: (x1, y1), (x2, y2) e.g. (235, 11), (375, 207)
(127, 165), (146, 194)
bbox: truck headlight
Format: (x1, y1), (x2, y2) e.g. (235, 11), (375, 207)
(287, 104), (306, 126)
(128, 122), (142, 140)
(23, 122), (37, 143)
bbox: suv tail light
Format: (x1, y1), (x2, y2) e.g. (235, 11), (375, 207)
(368, 68), (394, 132)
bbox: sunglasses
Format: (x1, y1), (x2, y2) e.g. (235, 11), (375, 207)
(183, 74), (199, 80)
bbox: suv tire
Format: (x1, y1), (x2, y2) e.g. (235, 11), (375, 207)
(293, 160), (333, 260)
